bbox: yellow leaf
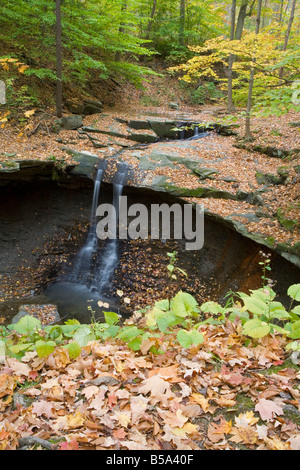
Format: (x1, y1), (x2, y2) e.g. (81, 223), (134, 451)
(171, 422), (198, 437)
(263, 436), (289, 450)
(24, 109), (35, 118)
(191, 392), (210, 412)
(116, 412), (131, 428)
(18, 64), (29, 74)
(65, 411), (85, 429)
(229, 425), (258, 445)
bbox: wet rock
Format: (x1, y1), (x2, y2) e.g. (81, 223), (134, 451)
(148, 120), (178, 139)
(127, 120), (151, 130)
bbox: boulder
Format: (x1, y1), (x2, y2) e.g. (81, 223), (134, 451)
(148, 120), (178, 139)
(11, 304), (60, 326)
(169, 102), (179, 110)
(58, 115), (83, 130)
(82, 99), (103, 115)
(66, 99), (103, 115)
(64, 148), (102, 179)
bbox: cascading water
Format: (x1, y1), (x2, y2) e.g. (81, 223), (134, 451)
(95, 163), (128, 295)
(69, 163), (105, 285)
(45, 161), (129, 321)
(179, 123), (209, 141)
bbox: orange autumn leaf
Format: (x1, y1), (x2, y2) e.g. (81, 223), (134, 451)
(190, 392), (211, 412)
(207, 419), (232, 443)
(229, 426), (258, 445)
(148, 365), (181, 383)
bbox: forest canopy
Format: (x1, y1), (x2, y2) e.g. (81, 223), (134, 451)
(0, 0), (299, 126)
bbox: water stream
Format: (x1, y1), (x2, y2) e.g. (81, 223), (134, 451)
(94, 164), (128, 295)
(69, 164), (105, 285)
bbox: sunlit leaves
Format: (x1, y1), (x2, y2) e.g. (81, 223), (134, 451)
(169, 30), (299, 111)
(242, 319), (271, 339)
(288, 283), (300, 302)
(7, 315), (41, 335)
(176, 329), (203, 348)
(171, 291), (199, 318)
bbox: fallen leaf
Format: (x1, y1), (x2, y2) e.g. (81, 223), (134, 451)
(229, 425), (258, 445)
(255, 398), (284, 422)
(190, 392), (211, 412)
(32, 400), (54, 419)
(0, 374), (15, 398)
(137, 375), (171, 396)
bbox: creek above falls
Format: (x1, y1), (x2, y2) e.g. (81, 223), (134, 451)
(0, 168), (299, 325)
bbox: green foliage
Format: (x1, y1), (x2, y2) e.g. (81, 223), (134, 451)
(2, 249), (300, 362)
(166, 251), (187, 280)
(188, 82), (224, 105)
(0, 0), (156, 101)
(170, 30), (300, 114)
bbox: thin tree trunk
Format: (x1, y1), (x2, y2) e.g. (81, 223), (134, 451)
(227, 0), (237, 113)
(179, 0), (186, 46)
(115, 1), (128, 62)
(245, 0), (262, 140)
(235, 0), (255, 39)
(145, 0), (157, 39)
(279, 0), (297, 78)
(262, 0), (268, 27)
(55, 0), (62, 118)
(279, 0), (285, 23)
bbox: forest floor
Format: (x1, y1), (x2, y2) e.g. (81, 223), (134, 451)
(1, 78), (299, 250)
(0, 77), (300, 451)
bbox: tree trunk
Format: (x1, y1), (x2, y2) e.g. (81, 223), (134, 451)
(279, 0), (297, 78)
(145, 0), (157, 39)
(227, 0), (237, 113)
(262, 0), (268, 27)
(115, 1), (128, 62)
(55, 0), (62, 118)
(179, 0), (186, 46)
(278, 0), (284, 24)
(235, 0), (255, 39)
(245, 0), (262, 140)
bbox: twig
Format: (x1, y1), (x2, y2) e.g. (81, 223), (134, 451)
(17, 436), (58, 450)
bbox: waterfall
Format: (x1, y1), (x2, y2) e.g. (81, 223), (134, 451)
(96, 164), (128, 295)
(69, 164), (105, 285)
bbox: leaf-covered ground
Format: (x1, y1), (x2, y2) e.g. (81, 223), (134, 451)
(1, 317), (300, 451)
(0, 81), (300, 450)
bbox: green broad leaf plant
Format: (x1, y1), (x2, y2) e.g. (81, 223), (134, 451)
(1, 255), (300, 361)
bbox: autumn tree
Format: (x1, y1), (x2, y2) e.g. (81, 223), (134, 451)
(279, 0), (297, 79)
(244, 0), (262, 140)
(227, 0), (237, 112)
